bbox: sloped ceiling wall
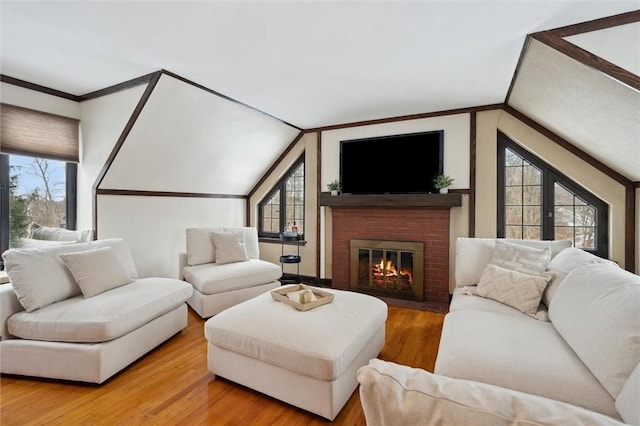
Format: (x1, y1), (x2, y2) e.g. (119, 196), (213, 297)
(508, 24), (640, 182)
(99, 73), (300, 194)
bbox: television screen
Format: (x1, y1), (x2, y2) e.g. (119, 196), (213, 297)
(340, 130), (443, 195)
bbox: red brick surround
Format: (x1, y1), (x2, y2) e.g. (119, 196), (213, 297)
(331, 207), (451, 307)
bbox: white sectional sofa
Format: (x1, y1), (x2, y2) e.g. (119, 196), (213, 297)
(1, 238), (192, 384)
(179, 227), (282, 318)
(358, 238), (640, 425)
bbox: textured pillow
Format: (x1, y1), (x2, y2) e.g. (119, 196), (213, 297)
(454, 238), (570, 287)
(28, 222), (93, 242)
(212, 231), (249, 265)
(357, 359), (628, 426)
(476, 264), (551, 316)
(490, 240), (551, 276)
(60, 246), (134, 298)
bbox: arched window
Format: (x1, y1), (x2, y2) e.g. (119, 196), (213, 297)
(497, 132), (608, 258)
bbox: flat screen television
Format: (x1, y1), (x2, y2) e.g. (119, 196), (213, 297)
(339, 130), (444, 195)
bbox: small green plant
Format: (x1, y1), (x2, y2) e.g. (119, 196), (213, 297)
(433, 174), (454, 189)
(327, 179), (341, 191)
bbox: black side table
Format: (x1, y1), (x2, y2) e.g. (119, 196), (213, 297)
(279, 233), (301, 285)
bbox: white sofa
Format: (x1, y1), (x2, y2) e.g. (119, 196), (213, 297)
(358, 238), (640, 425)
(0, 238), (193, 384)
(178, 227), (282, 318)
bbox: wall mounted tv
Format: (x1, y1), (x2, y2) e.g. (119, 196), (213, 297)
(339, 130), (444, 195)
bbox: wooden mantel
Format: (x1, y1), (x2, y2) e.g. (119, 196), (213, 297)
(319, 192), (462, 208)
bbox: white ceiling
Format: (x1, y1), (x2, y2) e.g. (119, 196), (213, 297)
(1, 0), (638, 130)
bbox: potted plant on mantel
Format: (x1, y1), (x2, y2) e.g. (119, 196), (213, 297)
(434, 174), (455, 194)
(327, 179), (341, 196)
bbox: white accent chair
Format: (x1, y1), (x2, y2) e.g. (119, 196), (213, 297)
(178, 227), (282, 318)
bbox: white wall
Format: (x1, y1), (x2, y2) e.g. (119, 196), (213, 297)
(78, 84), (148, 230)
(100, 74), (299, 194)
(85, 73), (297, 278)
(97, 195), (244, 278)
(0, 82), (80, 119)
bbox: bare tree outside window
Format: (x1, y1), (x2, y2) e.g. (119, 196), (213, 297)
(9, 155), (66, 247)
(498, 132), (607, 258)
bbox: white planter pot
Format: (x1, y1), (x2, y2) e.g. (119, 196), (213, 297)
(439, 188), (449, 194)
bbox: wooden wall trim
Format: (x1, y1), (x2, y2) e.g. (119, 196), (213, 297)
(316, 131), (322, 281)
(504, 35), (532, 104)
(92, 71), (163, 235)
(549, 9), (640, 37)
(246, 131), (305, 202)
(469, 111), (476, 237)
(160, 69), (302, 131)
(306, 104), (503, 133)
(531, 31), (640, 91)
(0, 74), (80, 102)
(80, 72), (159, 101)
(97, 189), (245, 199)
(625, 186), (636, 273)
(503, 105), (632, 187)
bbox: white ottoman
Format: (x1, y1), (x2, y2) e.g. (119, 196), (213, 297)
(204, 286), (388, 420)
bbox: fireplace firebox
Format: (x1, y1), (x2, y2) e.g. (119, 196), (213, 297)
(350, 239), (424, 301)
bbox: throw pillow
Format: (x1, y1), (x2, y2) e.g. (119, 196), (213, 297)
(28, 222), (93, 242)
(357, 359), (629, 426)
(476, 263), (552, 316)
(211, 230), (249, 265)
(60, 246), (134, 298)
(490, 240), (551, 276)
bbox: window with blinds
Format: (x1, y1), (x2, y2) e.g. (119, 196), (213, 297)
(0, 103), (79, 163)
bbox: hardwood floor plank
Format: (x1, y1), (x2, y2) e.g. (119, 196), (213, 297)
(1, 304), (444, 425)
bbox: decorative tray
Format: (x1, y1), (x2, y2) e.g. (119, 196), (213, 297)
(271, 284), (334, 311)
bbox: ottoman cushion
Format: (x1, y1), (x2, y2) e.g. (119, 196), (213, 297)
(205, 287), (387, 381)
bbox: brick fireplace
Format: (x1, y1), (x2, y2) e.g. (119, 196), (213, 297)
(330, 206), (452, 308)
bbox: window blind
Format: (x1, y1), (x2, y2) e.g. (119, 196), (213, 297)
(0, 103), (79, 162)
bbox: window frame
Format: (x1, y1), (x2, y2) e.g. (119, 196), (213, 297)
(0, 153), (78, 264)
(497, 132), (608, 258)
(258, 154), (305, 240)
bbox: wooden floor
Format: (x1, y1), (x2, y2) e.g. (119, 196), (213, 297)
(1, 305), (445, 425)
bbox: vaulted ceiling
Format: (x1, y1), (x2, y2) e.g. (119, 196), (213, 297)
(1, 1), (639, 182)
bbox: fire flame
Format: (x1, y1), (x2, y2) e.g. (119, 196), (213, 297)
(373, 259), (412, 283)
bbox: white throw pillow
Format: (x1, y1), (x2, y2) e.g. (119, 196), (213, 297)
(454, 238), (570, 287)
(212, 231), (249, 265)
(476, 264), (551, 316)
(490, 240), (551, 276)
(3, 238), (137, 311)
(185, 227), (218, 266)
(28, 222), (93, 242)
(543, 247), (616, 308)
(549, 262), (640, 399)
(60, 246), (134, 298)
